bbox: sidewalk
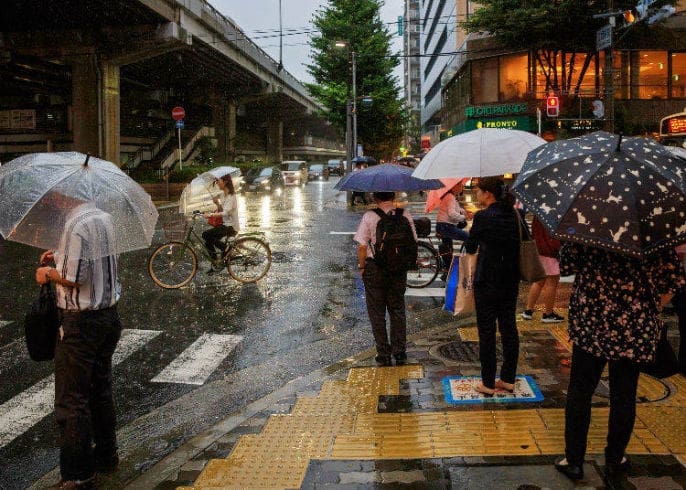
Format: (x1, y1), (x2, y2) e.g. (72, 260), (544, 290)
(132, 284), (686, 489)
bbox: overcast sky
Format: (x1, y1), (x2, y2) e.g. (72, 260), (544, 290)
(209, 0), (405, 84)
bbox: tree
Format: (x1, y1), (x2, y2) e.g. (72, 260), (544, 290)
(307, 0), (406, 159)
(462, 0), (673, 98)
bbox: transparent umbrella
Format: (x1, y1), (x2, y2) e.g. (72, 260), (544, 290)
(0, 152), (158, 258)
(178, 166), (240, 215)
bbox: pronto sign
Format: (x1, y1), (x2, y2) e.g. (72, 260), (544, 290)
(171, 106), (186, 121)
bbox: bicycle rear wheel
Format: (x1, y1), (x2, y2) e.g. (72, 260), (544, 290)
(406, 241), (439, 288)
(148, 241), (198, 289)
(226, 237), (272, 283)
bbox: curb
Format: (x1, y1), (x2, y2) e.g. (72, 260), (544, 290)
(125, 310), (475, 488)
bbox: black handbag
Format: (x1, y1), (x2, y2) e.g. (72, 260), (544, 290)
(640, 327), (679, 379)
(24, 284), (60, 361)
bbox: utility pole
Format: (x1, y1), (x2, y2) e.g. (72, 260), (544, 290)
(346, 99), (353, 205)
(604, 2), (615, 133)
(352, 50), (358, 159)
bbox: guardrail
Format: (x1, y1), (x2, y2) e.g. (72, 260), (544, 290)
(159, 126), (214, 172)
(125, 129), (174, 170)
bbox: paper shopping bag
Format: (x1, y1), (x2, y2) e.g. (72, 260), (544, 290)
(444, 253), (476, 316)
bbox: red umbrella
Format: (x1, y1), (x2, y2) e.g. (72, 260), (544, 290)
(425, 177), (469, 213)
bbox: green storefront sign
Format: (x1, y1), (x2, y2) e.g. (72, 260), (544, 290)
(465, 103), (528, 118)
(443, 115), (535, 139)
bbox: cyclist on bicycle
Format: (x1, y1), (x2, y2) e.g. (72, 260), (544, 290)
(436, 179), (473, 275)
(202, 174), (239, 272)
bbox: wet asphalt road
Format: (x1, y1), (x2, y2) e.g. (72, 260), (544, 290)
(0, 179), (439, 489)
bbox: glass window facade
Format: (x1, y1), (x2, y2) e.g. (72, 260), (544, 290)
(637, 51), (668, 99)
(671, 52), (686, 98)
(471, 57), (499, 103)
(499, 53), (528, 101)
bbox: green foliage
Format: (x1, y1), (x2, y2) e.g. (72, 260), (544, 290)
(192, 136), (218, 166)
(306, 0), (407, 159)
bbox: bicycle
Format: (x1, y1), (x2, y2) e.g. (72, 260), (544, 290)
(406, 218), (462, 288)
(148, 211), (272, 289)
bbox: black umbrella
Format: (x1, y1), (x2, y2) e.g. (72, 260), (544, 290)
(513, 131), (686, 258)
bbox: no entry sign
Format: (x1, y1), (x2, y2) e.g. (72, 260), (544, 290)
(171, 106), (185, 121)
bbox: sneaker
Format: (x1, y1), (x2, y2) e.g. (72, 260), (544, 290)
(375, 355), (392, 367)
(521, 309), (534, 320)
(542, 312), (565, 323)
(394, 352), (407, 366)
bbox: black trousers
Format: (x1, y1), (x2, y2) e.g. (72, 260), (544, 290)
(202, 225), (236, 258)
(55, 306), (122, 480)
(362, 259), (407, 358)
(474, 285), (519, 388)
(564, 345), (640, 467)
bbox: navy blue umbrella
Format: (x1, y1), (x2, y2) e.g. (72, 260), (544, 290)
(352, 156), (377, 165)
(334, 163), (443, 192)
(513, 131), (686, 258)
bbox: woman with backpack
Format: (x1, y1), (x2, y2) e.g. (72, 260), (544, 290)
(464, 177), (524, 395)
(353, 192), (418, 366)
(520, 216), (565, 323)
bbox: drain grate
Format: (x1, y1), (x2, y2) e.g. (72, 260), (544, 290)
(436, 339), (502, 363)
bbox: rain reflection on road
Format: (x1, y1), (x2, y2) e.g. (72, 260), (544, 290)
(0, 179), (435, 488)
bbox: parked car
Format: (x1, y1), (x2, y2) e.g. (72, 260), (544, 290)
(327, 159), (344, 176)
(242, 166), (285, 193)
(279, 161), (308, 186)
(307, 163), (330, 181)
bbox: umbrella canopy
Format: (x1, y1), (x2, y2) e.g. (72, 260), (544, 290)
(425, 178), (470, 213)
(178, 166), (240, 215)
(412, 128), (546, 179)
(513, 131), (686, 258)
(334, 163), (443, 192)
(666, 145), (686, 160)
(0, 152), (158, 258)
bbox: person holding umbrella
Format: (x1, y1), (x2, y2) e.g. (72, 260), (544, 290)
(36, 196), (122, 488)
(435, 179), (472, 278)
(353, 192), (418, 366)
(463, 177), (524, 395)
(0, 152), (158, 488)
(202, 173), (239, 273)
(512, 132), (686, 481)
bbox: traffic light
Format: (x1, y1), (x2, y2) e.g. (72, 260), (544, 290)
(546, 95), (560, 117)
(623, 9), (636, 24)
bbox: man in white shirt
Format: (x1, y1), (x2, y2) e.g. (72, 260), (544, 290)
(354, 192), (417, 366)
(36, 202), (121, 488)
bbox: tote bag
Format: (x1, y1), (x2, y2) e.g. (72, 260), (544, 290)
(514, 211), (546, 283)
(444, 253), (477, 316)
(24, 284), (60, 361)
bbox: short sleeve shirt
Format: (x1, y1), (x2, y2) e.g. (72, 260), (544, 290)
(353, 202), (418, 259)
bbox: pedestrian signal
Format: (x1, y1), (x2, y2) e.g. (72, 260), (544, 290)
(546, 96), (559, 117)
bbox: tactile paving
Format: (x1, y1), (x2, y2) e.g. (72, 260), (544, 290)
(186, 320), (686, 489)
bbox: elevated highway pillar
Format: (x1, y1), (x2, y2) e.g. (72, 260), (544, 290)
(267, 118), (283, 163)
(210, 91), (236, 163)
(69, 55), (120, 164)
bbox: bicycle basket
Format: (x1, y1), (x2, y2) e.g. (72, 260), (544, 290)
(163, 218), (188, 241)
(413, 217), (432, 238)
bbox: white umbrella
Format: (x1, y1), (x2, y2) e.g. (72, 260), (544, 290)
(412, 128), (547, 179)
(0, 152), (158, 258)
(178, 166), (241, 215)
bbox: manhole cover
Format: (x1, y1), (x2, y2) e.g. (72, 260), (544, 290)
(595, 375), (671, 403)
(436, 339), (502, 363)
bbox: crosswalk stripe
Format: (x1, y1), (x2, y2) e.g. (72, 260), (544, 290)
(329, 231), (355, 235)
(405, 287), (445, 298)
(0, 328), (161, 448)
(151, 333), (243, 385)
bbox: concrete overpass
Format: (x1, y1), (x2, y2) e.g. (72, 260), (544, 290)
(0, 0), (343, 167)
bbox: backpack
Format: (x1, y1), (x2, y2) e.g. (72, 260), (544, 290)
(372, 208), (418, 272)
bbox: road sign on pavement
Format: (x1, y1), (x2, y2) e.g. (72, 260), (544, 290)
(175, 119), (185, 129)
(171, 106), (185, 121)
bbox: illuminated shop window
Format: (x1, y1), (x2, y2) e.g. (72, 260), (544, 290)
(499, 53), (528, 101)
(637, 51), (668, 99)
(672, 53), (686, 98)
(472, 57), (499, 103)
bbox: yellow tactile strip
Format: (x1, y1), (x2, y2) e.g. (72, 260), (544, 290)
(187, 326), (686, 489)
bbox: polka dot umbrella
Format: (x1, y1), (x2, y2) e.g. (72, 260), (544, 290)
(513, 131), (686, 258)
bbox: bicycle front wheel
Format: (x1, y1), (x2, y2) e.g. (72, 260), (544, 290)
(226, 237), (272, 283)
(148, 241), (198, 289)
(406, 242), (439, 288)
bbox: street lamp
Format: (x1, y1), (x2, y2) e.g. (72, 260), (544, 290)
(335, 41), (357, 177)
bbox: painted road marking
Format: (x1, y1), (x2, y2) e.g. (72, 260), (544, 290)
(329, 231), (355, 235)
(0, 329), (161, 448)
(151, 334), (243, 385)
(405, 287), (445, 298)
